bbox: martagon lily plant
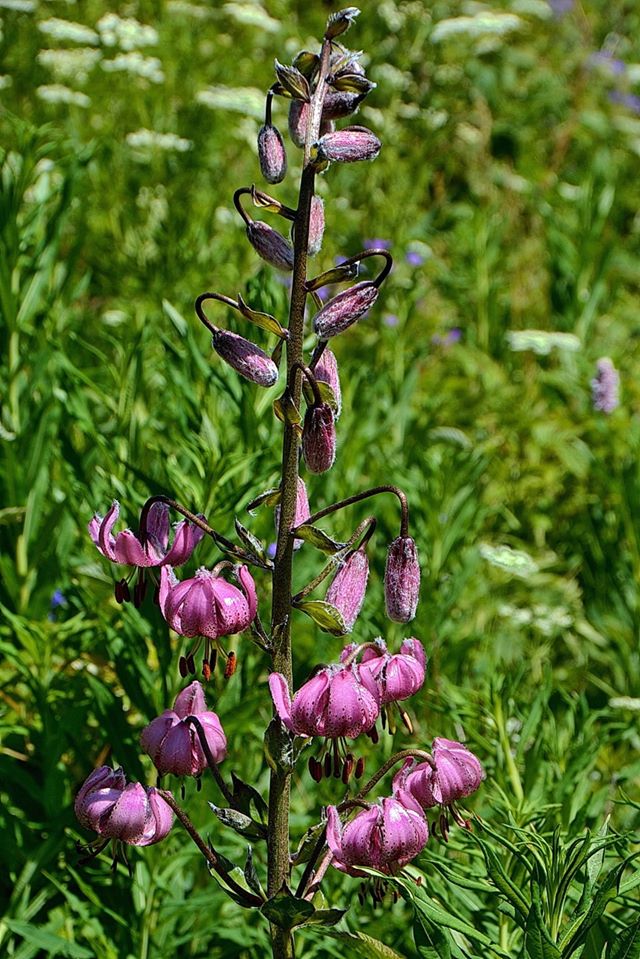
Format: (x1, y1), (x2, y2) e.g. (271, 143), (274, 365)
(76, 9), (484, 958)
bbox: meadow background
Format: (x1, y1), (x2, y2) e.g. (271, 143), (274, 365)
(1, 0), (640, 956)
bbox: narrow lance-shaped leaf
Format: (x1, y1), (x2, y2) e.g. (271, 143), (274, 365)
(293, 598), (348, 635)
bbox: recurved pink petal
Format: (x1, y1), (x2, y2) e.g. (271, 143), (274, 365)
(145, 502), (170, 556)
(291, 670), (331, 735)
(90, 501), (120, 561)
(268, 673), (294, 731)
(112, 529), (152, 567)
(173, 681), (207, 718)
(198, 712), (227, 765)
(103, 783), (151, 843)
(140, 711), (178, 764)
(136, 788), (174, 845)
(163, 518), (205, 567)
(236, 565), (258, 622)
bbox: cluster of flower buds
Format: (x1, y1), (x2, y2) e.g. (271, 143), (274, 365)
(75, 766), (173, 848)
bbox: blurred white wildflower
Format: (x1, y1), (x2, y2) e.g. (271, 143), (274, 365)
(432, 12), (522, 43)
(166, 1), (212, 18)
(38, 17), (98, 44)
(101, 52), (164, 84)
(24, 157), (64, 203)
(507, 330), (581, 355)
(0, 0), (35, 10)
(196, 85), (264, 119)
(36, 83), (90, 106)
(479, 543), (539, 577)
(512, 0), (552, 18)
(0, 75), (12, 90)
(102, 309), (128, 326)
(126, 129), (192, 153)
(223, 2), (279, 32)
(37, 47), (101, 82)
(609, 697), (640, 711)
(96, 13), (158, 50)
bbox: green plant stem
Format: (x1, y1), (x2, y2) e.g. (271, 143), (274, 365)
(267, 38), (332, 959)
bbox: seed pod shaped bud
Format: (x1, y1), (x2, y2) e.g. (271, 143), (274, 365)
(313, 281), (378, 339)
(315, 126), (381, 164)
(275, 476), (310, 551)
(308, 195), (325, 257)
(314, 348), (341, 417)
(384, 536), (421, 623)
(321, 91), (363, 120)
(258, 123), (287, 184)
(288, 99), (309, 148)
(247, 221), (294, 271)
(212, 329), (279, 387)
(325, 548), (369, 632)
(302, 402), (336, 474)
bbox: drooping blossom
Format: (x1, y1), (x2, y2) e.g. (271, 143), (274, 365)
(246, 221), (294, 271)
(326, 799), (428, 877)
(325, 548), (369, 632)
(591, 357), (619, 413)
(393, 738), (484, 812)
(359, 637), (426, 704)
(141, 681), (226, 777)
(159, 564), (257, 639)
(89, 500), (204, 568)
(384, 536), (420, 623)
(268, 662), (380, 739)
(75, 766), (173, 846)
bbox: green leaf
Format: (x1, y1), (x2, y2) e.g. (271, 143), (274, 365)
(469, 831), (529, 919)
(292, 50), (319, 78)
(306, 262), (359, 291)
(302, 379), (340, 414)
(3, 920), (93, 958)
(273, 391), (302, 426)
(561, 860), (630, 957)
(209, 803), (267, 840)
(293, 599), (348, 635)
(243, 846), (263, 898)
(234, 518), (266, 562)
(325, 7), (361, 39)
(274, 60), (310, 101)
(260, 889), (315, 930)
(230, 771), (269, 823)
(162, 298), (189, 336)
(606, 919), (640, 959)
(524, 903), (561, 959)
(319, 929), (407, 959)
(247, 487), (281, 512)
(304, 908), (348, 927)
(237, 293), (287, 338)
(292, 524), (347, 553)
(414, 914), (452, 959)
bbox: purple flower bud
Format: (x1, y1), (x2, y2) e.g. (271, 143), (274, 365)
(159, 564), (257, 639)
(268, 661), (380, 739)
(307, 195), (325, 257)
(88, 501), (204, 569)
(326, 799), (428, 877)
(141, 681), (227, 778)
(321, 91), (363, 120)
(313, 281), (379, 338)
(384, 536), (420, 623)
(314, 348), (341, 416)
(393, 738), (484, 811)
(288, 99), (309, 148)
(302, 402), (336, 473)
(275, 476), (310, 550)
(75, 766), (173, 846)
(211, 328), (278, 387)
(360, 637), (426, 704)
(246, 221), (294, 271)
(591, 357), (619, 414)
(315, 126), (381, 164)
(325, 548), (369, 632)
(258, 123), (287, 184)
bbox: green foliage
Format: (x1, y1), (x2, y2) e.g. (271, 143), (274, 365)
(1, 1), (640, 956)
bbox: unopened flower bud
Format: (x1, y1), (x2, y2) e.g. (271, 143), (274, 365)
(288, 99), (309, 148)
(315, 126), (381, 164)
(302, 402), (336, 473)
(212, 329), (279, 387)
(322, 91), (363, 120)
(258, 123), (287, 184)
(326, 548), (369, 632)
(384, 536), (420, 623)
(308, 195), (325, 257)
(247, 221), (294, 271)
(313, 281), (378, 338)
(314, 348), (341, 417)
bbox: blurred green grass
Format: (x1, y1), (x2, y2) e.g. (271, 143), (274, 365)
(1, 1), (640, 956)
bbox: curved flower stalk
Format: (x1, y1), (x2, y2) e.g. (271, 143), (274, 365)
(141, 681), (227, 778)
(326, 799), (428, 877)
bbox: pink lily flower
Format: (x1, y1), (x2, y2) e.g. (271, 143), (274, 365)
(75, 766), (173, 846)
(141, 681), (227, 778)
(326, 798), (428, 877)
(359, 637), (426, 704)
(159, 564), (257, 639)
(88, 500), (204, 568)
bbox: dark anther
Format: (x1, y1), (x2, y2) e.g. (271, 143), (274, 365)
(324, 754), (332, 779)
(179, 656), (188, 678)
(355, 756), (365, 779)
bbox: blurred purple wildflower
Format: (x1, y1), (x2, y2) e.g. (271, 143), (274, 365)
(267, 542), (277, 559)
(432, 328), (462, 347)
(588, 51), (626, 76)
(383, 313), (399, 328)
(363, 238), (391, 250)
(51, 589), (67, 609)
(591, 357), (619, 414)
(548, 0), (574, 15)
(405, 250), (425, 267)
(609, 90), (640, 114)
